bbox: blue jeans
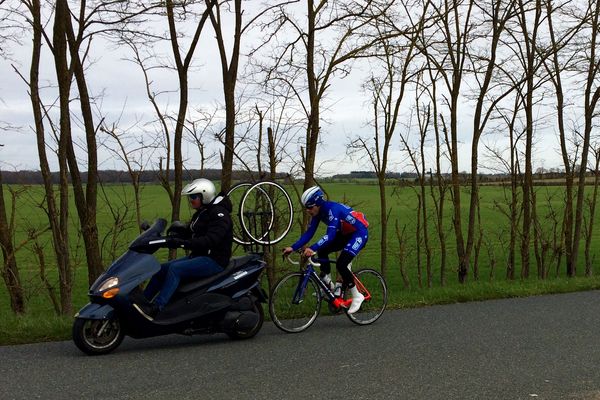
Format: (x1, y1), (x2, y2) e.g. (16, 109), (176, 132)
(144, 256), (224, 308)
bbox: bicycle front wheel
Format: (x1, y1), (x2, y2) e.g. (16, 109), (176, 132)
(269, 272), (321, 333)
(346, 268), (387, 325)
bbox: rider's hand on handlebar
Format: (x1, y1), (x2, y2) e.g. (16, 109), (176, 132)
(282, 247), (293, 256)
(302, 248), (315, 258)
(165, 237), (188, 249)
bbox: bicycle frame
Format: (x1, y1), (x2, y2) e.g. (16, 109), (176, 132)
(290, 256), (371, 310)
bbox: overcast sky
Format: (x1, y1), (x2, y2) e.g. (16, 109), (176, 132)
(0, 2), (566, 177)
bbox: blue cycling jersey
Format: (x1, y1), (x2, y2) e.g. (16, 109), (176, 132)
(291, 201), (368, 253)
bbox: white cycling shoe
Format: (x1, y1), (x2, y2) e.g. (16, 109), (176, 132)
(347, 286), (364, 314)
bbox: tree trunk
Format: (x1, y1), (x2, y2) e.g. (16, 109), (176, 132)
(377, 176), (388, 278)
(26, 0), (72, 315)
(304, 0), (319, 190)
(53, 0), (74, 315)
(0, 171), (25, 314)
(572, 0), (600, 276)
(61, 0), (103, 284)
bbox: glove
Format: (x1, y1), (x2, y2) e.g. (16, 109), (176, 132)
(164, 237), (189, 249)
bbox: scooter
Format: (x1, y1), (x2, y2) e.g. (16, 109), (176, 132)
(72, 218), (267, 355)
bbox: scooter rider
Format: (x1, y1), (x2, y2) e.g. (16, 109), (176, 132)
(282, 186), (369, 314)
(133, 178), (233, 321)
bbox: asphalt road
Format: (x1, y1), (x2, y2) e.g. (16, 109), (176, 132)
(2, 291), (600, 400)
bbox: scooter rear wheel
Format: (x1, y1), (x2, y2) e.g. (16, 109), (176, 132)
(73, 317), (124, 355)
(226, 301), (264, 340)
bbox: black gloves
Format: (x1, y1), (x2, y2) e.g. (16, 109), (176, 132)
(164, 237), (189, 249)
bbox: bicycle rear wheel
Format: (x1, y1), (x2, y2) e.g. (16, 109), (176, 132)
(346, 269), (387, 325)
(269, 272), (321, 333)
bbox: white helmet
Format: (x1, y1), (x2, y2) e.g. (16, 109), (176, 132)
(181, 178), (216, 205)
(300, 186), (325, 208)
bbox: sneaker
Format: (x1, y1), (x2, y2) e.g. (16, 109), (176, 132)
(133, 302), (159, 321)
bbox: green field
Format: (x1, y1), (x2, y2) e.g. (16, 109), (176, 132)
(2, 181), (600, 345)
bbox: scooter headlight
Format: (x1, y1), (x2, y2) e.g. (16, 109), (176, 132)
(98, 277), (119, 293)
(97, 277), (120, 299)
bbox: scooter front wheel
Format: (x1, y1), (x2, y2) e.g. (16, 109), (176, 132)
(73, 317), (124, 355)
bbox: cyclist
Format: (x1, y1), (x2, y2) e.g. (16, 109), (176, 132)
(282, 185), (369, 314)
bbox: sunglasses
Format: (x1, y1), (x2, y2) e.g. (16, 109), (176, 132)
(305, 205), (316, 210)
(189, 194), (201, 200)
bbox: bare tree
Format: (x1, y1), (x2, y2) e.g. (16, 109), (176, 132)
(121, 1), (216, 225)
(463, 0), (517, 281)
(208, 0), (291, 190)
(183, 109), (219, 174)
(100, 117), (159, 230)
(260, 0), (398, 191)
(424, 58), (449, 286)
(584, 144), (600, 276)
(570, 0), (600, 276)
(51, 0), (76, 313)
(418, 0), (474, 283)
(348, 0), (428, 278)
(540, 0), (589, 277)
(484, 92), (526, 280)
(12, 0), (73, 314)
(57, 0), (104, 284)
(8, 0), (74, 314)
(0, 168), (25, 314)
(514, 0), (545, 278)
(398, 97), (433, 287)
(421, 0), (519, 283)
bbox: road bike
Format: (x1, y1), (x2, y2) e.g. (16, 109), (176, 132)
(268, 255), (387, 333)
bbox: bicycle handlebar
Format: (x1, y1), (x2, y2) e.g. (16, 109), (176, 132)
(285, 253), (321, 267)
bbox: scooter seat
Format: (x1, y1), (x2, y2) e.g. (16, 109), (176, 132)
(176, 253), (262, 294)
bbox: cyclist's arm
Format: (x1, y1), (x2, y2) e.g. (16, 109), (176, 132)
(290, 217), (319, 251)
(309, 218), (339, 252)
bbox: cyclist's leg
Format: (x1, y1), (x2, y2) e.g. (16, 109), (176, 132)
(316, 234), (347, 280)
(339, 232), (368, 313)
(338, 232), (368, 287)
(335, 250), (355, 290)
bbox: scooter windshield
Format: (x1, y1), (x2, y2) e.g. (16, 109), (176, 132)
(129, 218), (167, 254)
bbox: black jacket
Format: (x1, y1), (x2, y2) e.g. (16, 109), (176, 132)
(185, 192), (233, 268)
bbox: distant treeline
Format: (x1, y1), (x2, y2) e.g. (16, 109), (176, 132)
(0, 169), (289, 185)
(4, 168), (591, 185)
(329, 170), (590, 185)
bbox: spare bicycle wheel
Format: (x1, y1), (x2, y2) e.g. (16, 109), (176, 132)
(226, 182), (271, 245)
(239, 181), (293, 245)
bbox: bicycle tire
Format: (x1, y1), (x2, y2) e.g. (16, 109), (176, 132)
(227, 182), (273, 245)
(345, 268), (387, 325)
(269, 272), (321, 333)
(240, 181), (293, 245)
